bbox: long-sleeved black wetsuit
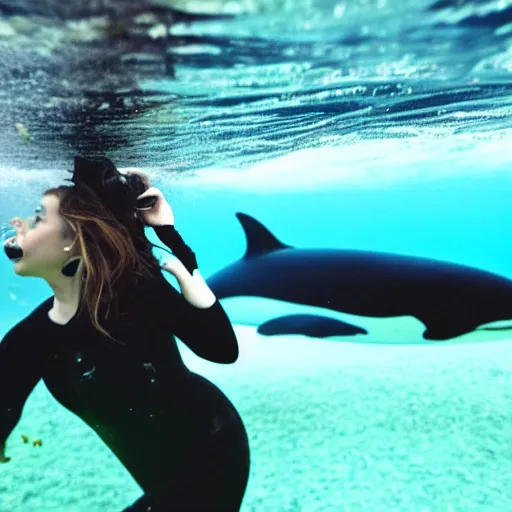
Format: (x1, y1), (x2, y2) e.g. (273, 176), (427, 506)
(0, 225), (250, 511)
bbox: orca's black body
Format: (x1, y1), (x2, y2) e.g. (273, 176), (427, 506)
(207, 213), (512, 341)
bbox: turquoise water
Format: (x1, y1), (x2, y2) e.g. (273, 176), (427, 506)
(2, 0), (512, 510)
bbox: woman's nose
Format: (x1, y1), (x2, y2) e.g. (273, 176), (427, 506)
(10, 217), (26, 232)
(8, 217), (31, 238)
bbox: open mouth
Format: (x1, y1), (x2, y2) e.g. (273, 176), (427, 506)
(3, 240), (23, 263)
(2, 226), (24, 263)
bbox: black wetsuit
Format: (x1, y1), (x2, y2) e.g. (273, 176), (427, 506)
(0, 226), (250, 511)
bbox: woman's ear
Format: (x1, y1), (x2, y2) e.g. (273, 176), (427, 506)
(62, 220), (78, 252)
(64, 237), (78, 253)
(62, 218), (77, 237)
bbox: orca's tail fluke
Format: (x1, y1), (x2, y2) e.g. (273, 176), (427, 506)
(235, 213), (292, 259)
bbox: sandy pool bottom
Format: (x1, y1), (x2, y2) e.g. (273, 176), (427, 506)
(0, 325), (511, 512)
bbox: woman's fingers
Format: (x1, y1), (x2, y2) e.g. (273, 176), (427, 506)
(137, 187), (163, 200)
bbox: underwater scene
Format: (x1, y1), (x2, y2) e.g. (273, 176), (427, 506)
(1, 0), (512, 510)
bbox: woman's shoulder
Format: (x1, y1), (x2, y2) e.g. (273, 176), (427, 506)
(1, 297), (53, 345)
(20, 297), (53, 328)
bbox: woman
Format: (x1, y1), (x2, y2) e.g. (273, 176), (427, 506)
(0, 155), (250, 511)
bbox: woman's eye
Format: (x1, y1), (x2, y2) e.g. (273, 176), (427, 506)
(31, 215), (42, 227)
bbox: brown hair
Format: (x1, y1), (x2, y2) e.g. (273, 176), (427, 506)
(43, 172), (162, 344)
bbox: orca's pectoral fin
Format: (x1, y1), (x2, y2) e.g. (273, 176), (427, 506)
(257, 314), (367, 339)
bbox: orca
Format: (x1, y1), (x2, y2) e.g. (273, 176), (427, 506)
(206, 213), (512, 341)
(257, 314), (367, 338)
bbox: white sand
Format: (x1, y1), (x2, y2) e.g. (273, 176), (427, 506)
(1, 325), (512, 511)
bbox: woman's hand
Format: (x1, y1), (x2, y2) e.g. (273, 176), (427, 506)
(136, 186), (175, 227)
(159, 255), (185, 275)
(125, 170), (174, 226)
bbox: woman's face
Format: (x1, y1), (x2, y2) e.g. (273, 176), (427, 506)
(5, 194), (75, 278)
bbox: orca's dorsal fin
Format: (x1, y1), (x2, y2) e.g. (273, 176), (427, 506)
(236, 212), (292, 258)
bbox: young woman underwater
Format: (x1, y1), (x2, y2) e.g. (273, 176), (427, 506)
(0, 155), (250, 511)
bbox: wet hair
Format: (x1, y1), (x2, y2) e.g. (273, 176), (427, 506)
(43, 171), (162, 344)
